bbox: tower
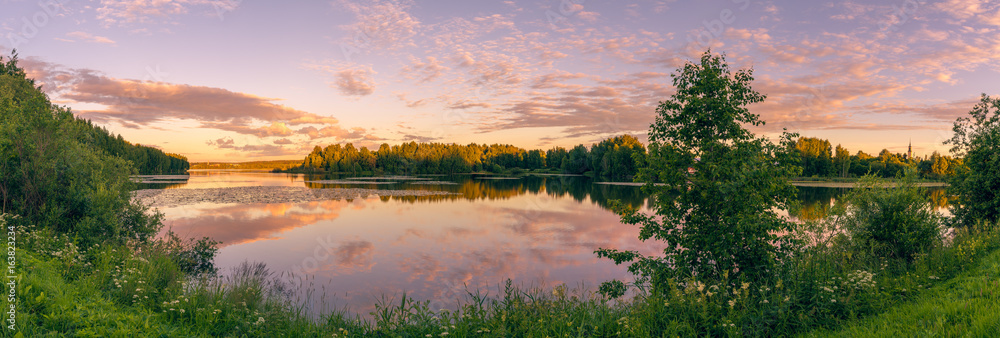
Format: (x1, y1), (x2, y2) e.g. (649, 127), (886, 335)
(907, 139), (912, 160)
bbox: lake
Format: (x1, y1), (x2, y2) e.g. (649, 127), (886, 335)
(136, 170), (950, 316)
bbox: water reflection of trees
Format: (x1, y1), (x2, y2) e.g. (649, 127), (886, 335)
(302, 175), (649, 212)
(790, 186), (953, 221)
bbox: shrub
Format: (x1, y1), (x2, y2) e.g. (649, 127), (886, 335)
(838, 172), (942, 262)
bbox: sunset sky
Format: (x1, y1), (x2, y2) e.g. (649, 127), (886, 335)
(3, 0), (998, 161)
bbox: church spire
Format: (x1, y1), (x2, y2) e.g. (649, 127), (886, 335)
(908, 139), (912, 160)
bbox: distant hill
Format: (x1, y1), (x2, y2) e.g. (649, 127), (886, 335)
(190, 160), (303, 170)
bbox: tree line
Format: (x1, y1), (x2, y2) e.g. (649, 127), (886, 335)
(77, 119), (189, 174)
(0, 55), (187, 178)
(794, 136), (963, 180)
(190, 160), (301, 170)
(293, 134), (647, 180)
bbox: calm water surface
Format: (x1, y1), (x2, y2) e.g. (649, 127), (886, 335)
(143, 170), (951, 315)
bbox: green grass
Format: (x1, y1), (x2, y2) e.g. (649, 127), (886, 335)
(803, 249), (1000, 337)
(5, 211), (1000, 337)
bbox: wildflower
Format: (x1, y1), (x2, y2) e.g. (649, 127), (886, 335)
(440, 332), (449, 336)
(727, 300), (735, 308)
(762, 299), (769, 304)
(831, 299), (837, 303)
(179, 309), (185, 313)
(426, 335), (432, 337)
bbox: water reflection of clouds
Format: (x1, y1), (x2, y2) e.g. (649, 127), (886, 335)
(157, 172), (661, 317)
(322, 240), (376, 275)
(160, 200), (352, 247)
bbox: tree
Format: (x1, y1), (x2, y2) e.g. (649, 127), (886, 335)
(545, 147), (568, 170)
(562, 144), (589, 174)
(834, 144), (851, 177)
(597, 51), (801, 289)
(946, 94), (1000, 227)
(524, 149), (545, 169)
(795, 137), (832, 177)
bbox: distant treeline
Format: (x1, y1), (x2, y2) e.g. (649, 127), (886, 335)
(191, 160), (301, 170)
(293, 134), (647, 180)
(79, 120), (189, 174)
(794, 137), (963, 180)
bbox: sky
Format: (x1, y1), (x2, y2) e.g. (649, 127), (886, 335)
(3, 0), (998, 161)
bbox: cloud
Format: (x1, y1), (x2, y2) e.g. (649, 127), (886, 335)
(20, 58), (373, 143)
(446, 100), (490, 110)
(95, 0), (224, 27)
(401, 134), (439, 143)
(400, 56), (449, 83)
(395, 93), (427, 108)
(334, 68), (376, 96)
(65, 31), (117, 45)
(273, 138), (294, 145)
(206, 137), (235, 148)
(336, 0), (421, 51)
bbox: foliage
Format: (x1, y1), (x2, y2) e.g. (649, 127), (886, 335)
(785, 137), (964, 180)
(809, 224), (1000, 337)
(0, 52), (170, 244)
(597, 51), (801, 289)
(796, 137), (833, 177)
(589, 134), (647, 180)
(154, 231), (222, 275)
(294, 135), (646, 179)
(835, 172), (943, 262)
(190, 160), (301, 170)
(10, 209), (1000, 336)
(947, 93), (1000, 227)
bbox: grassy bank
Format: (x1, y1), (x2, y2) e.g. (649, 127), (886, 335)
(9, 211), (999, 337)
(805, 246), (1000, 337)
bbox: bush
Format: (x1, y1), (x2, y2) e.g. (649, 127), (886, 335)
(837, 172), (942, 263)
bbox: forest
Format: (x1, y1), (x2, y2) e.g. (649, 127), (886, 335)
(293, 134), (648, 180)
(290, 134), (961, 182)
(190, 160), (301, 170)
(794, 137), (963, 180)
(76, 119), (190, 174)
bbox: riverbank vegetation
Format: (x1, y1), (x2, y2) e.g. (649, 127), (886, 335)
(189, 160), (302, 171)
(287, 134), (648, 181)
(793, 136), (963, 181)
(4, 49), (1000, 336)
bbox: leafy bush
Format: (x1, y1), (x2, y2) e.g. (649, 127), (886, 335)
(154, 231), (222, 275)
(837, 172), (943, 262)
